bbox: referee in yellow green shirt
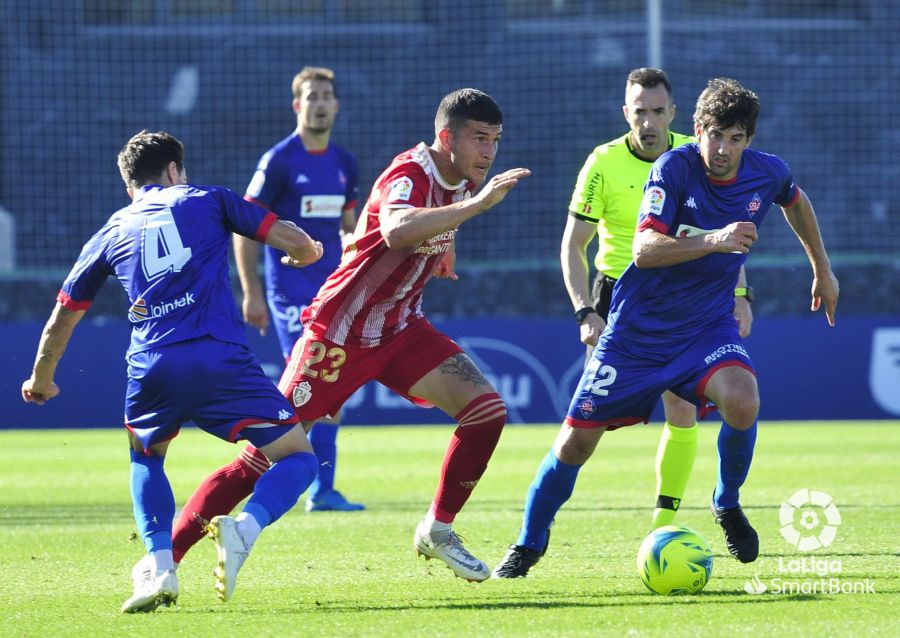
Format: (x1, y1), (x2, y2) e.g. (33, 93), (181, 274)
(561, 68), (753, 528)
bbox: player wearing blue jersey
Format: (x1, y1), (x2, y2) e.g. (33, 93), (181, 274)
(493, 78), (838, 576)
(21, 131), (325, 611)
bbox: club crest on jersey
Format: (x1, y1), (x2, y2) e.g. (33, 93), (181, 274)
(387, 176), (413, 202)
(642, 186), (666, 216)
(578, 396), (596, 418)
(746, 192), (762, 216)
(292, 381), (312, 407)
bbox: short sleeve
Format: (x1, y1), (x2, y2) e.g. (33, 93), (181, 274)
(343, 151), (360, 210)
(636, 155), (683, 235)
(772, 157), (800, 208)
(568, 150), (604, 222)
(218, 187), (274, 240)
(244, 149), (285, 211)
(58, 228), (113, 310)
(381, 163), (428, 210)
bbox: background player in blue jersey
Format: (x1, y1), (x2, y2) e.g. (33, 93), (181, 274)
(21, 131), (325, 611)
(493, 78), (839, 576)
(169, 69), (364, 553)
(240, 66), (362, 512)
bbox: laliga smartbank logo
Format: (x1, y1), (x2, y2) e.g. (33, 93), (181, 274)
(779, 488), (841, 550)
(743, 489), (875, 595)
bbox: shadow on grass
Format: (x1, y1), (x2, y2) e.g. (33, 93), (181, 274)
(175, 588), (837, 616)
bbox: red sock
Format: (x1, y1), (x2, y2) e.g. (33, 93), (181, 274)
(171, 445), (270, 563)
(431, 393), (506, 524)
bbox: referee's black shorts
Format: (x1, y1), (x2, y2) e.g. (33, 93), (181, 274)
(591, 272), (618, 322)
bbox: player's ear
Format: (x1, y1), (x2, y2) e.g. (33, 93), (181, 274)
(622, 104), (629, 122)
(694, 122), (703, 138)
(292, 97), (302, 114)
(438, 128), (452, 151)
(164, 161), (185, 186)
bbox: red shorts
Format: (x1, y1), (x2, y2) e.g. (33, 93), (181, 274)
(278, 319), (463, 421)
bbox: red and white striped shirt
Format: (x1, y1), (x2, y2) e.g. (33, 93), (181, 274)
(301, 143), (473, 347)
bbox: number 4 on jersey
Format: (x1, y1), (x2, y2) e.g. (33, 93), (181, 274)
(141, 210), (192, 280)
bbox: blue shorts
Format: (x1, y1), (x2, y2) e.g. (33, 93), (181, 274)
(124, 337), (299, 449)
(565, 326), (755, 430)
(268, 290), (312, 360)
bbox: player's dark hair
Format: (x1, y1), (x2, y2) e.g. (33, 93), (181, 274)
(292, 66), (337, 98)
(693, 77), (760, 138)
(626, 67), (673, 98)
(435, 88), (503, 134)
(117, 130), (184, 188)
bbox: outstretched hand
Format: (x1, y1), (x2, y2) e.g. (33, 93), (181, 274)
(474, 168), (531, 210)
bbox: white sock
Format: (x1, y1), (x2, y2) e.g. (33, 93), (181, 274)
(422, 512), (451, 533)
(235, 512), (262, 548)
(151, 549), (175, 574)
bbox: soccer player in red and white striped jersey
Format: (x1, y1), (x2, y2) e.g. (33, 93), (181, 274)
(174, 88), (530, 581)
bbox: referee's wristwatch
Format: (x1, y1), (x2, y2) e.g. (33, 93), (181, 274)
(574, 306), (597, 324)
(734, 286), (755, 303)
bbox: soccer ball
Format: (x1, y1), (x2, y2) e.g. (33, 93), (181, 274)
(637, 525), (713, 595)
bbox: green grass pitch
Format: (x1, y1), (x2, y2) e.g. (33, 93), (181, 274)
(2, 422), (898, 637)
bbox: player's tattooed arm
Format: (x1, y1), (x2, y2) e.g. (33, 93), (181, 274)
(439, 354), (490, 387)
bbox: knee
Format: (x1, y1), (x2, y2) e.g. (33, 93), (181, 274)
(554, 427), (601, 465)
(719, 393), (759, 430)
(557, 440), (593, 464)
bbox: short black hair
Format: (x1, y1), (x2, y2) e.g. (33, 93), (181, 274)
(626, 67), (673, 98)
(434, 88), (503, 134)
(117, 130), (184, 188)
(693, 78), (760, 138)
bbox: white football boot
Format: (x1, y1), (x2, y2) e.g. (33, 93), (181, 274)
(413, 519), (490, 582)
(121, 559), (178, 613)
(208, 515), (250, 602)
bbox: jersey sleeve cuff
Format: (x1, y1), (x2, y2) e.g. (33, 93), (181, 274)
(570, 210), (599, 223)
(254, 211), (279, 243)
(780, 186), (802, 209)
(638, 217), (669, 234)
(56, 290), (91, 311)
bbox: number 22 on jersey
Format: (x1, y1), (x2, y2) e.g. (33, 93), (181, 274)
(583, 359), (617, 396)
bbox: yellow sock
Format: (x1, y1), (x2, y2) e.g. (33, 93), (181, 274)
(652, 422), (698, 528)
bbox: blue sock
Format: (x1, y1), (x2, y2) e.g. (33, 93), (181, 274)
(129, 449), (175, 553)
(308, 424), (338, 498)
(517, 450), (582, 551)
(243, 451), (318, 528)
(714, 421), (758, 510)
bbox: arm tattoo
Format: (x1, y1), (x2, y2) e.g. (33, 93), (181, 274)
(439, 354), (489, 387)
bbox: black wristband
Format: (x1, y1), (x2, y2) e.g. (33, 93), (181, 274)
(734, 286), (755, 303)
(574, 307), (597, 324)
